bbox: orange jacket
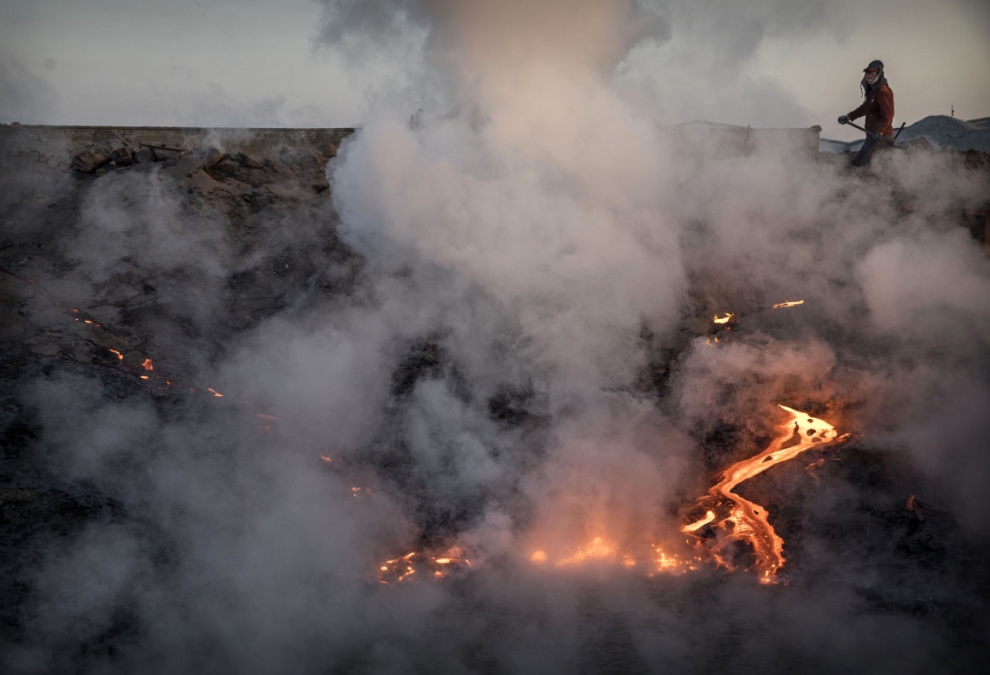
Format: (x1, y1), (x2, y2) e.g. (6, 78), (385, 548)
(848, 83), (894, 136)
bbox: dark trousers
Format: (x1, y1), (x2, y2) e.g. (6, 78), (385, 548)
(851, 134), (894, 167)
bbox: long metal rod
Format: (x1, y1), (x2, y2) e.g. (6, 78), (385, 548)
(843, 120), (905, 145)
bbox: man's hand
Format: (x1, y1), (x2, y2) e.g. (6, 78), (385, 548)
(838, 115), (849, 125)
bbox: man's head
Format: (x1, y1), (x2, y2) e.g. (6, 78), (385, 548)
(863, 59), (884, 85)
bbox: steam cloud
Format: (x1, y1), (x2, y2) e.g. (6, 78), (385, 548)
(4, 1), (989, 673)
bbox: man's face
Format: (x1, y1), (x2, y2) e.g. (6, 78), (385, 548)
(865, 69), (879, 85)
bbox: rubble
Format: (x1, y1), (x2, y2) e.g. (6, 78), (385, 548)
(132, 147), (155, 164)
(896, 115), (990, 153)
(69, 144), (113, 173)
(35, 129), (350, 232)
(820, 114), (990, 156)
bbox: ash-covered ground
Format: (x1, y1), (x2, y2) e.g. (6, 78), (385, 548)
(2, 114), (988, 674)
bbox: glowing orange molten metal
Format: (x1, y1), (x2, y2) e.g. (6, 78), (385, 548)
(772, 300), (804, 309)
(528, 537), (702, 576)
(682, 405), (838, 583)
(374, 405), (841, 586)
(713, 313), (734, 324)
(377, 547), (471, 584)
(554, 537), (623, 567)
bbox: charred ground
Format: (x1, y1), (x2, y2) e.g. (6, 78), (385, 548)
(1, 124), (989, 674)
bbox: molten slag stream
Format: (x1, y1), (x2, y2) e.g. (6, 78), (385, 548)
(683, 406), (838, 582)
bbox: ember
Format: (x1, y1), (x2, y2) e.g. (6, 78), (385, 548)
(377, 548), (471, 584)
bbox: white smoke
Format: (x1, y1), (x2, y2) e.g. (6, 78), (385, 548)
(4, 1), (990, 673)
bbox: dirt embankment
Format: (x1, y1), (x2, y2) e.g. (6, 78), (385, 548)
(1, 126), (363, 655)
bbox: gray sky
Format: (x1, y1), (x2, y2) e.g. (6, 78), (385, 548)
(1, 0), (988, 140)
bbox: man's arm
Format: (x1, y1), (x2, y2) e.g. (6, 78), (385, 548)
(847, 101), (867, 121)
(876, 86), (894, 129)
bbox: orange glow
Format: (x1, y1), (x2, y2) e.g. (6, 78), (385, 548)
(141, 359), (154, 371)
(681, 405), (838, 582)
(713, 313), (734, 324)
(805, 457), (826, 485)
(523, 536), (701, 576)
(682, 510), (715, 533)
(375, 406), (844, 586)
(905, 495), (925, 520)
(429, 548), (470, 580)
(108, 349), (124, 361)
(555, 537), (616, 566)
(320, 456), (334, 463)
(207, 388), (223, 398)
(654, 549), (677, 569)
(378, 552), (417, 584)
(377, 548), (470, 584)
(651, 546), (703, 575)
(772, 300), (804, 309)
(140, 375), (149, 380)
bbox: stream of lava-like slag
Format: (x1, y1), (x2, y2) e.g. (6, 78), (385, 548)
(375, 407), (841, 586)
(681, 405), (838, 583)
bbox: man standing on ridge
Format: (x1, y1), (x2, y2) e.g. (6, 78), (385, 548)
(838, 59), (895, 167)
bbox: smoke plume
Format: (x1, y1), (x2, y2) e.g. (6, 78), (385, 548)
(2, 1), (989, 673)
